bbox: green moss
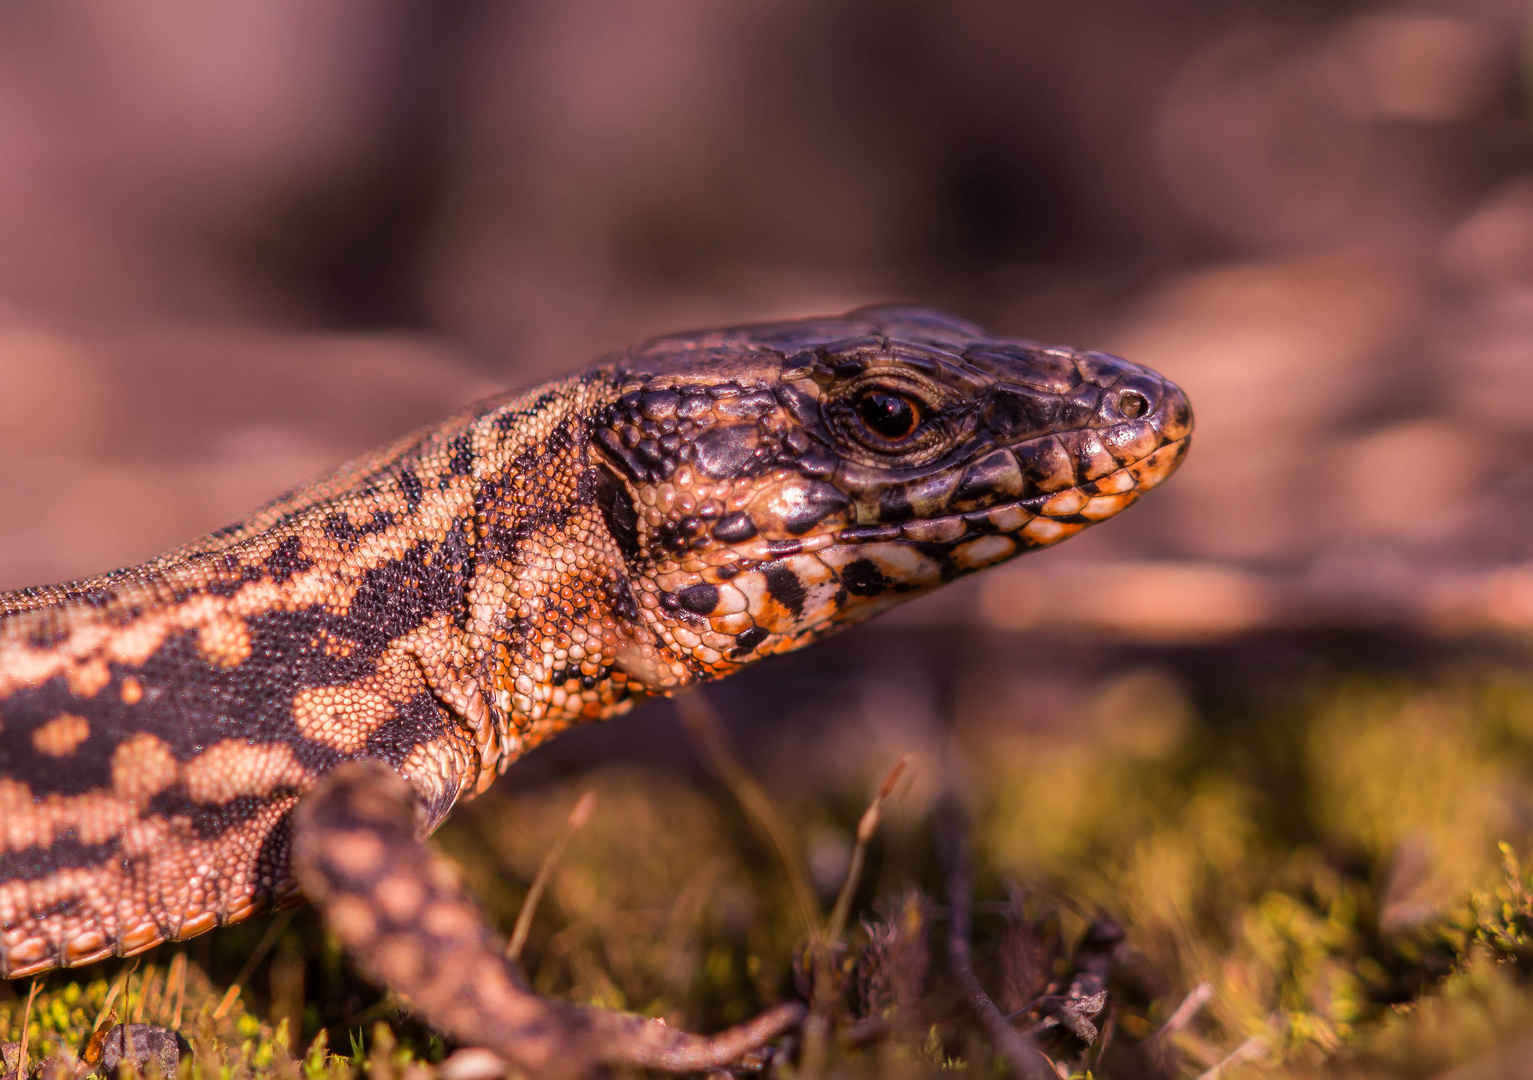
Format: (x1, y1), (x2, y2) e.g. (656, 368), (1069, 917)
(9, 668), (1533, 1077)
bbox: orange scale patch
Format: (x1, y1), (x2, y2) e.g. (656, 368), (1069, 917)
(30, 712), (90, 757)
(293, 685), (398, 752)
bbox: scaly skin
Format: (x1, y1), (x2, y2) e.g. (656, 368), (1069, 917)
(0, 306), (1191, 1073)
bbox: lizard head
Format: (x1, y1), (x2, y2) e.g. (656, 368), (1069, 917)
(589, 305), (1192, 683)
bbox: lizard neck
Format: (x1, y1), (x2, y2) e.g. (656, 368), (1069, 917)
(447, 373), (692, 792)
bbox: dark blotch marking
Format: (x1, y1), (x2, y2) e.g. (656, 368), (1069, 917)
(324, 509), (396, 548)
(365, 692), (451, 768)
(595, 427), (649, 482)
(674, 583), (719, 615)
(734, 626), (769, 652)
(398, 469), (424, 511)
(26, 618), (70, 650)
(265, 536), (313, 585)
(773, 383), (819, 425)
(778, 484), (850, 536)
(692, 425), (762, 479)
(204, 562), (266, 599)
(877, 485), (914, 523)
(593, 466), (641, 561)
(953, 450), (1023, 507)
(762, 562), (806, 619)
(711, 512), (757, 543)
(447, 435), (475, 478)
(147, 790), (299, 841)
(0, 833), (122, 882)
(1058, 385), (1102, 427)
(795, 448), (837, 480)
(985, 387), (1061, 443)
(607, 580), (641, 624)
(840, 558), (890, 597)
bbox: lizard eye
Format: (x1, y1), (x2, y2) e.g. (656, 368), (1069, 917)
(856, 391), (920, 440)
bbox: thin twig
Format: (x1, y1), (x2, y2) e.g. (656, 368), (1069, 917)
(939, 797), (1051, 1080)
(1194, 1034), (1267, 1080)
(213, 909), (297, 1020)
(675, 691), (820, 936)
(507, 790), (596, 961)
(825, 755), (911, 946)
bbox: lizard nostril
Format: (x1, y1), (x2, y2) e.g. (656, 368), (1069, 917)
(1118, 390), (1149, 419)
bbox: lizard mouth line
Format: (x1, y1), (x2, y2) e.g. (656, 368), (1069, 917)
(834, 434), (1191, 550)
(698, 436), (1189, 566)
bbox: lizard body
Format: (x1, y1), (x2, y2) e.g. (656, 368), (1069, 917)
(0, 306), (1190, 1073)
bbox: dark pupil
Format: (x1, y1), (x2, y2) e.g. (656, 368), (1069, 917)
(857, 392), (917, 439)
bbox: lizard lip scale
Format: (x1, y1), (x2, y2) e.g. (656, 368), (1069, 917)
(0, 305), (1190, 1074)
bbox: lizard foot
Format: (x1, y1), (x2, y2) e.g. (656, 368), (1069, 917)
(292, 762), (803, 1078)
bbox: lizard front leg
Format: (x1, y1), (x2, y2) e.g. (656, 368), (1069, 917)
(291, 761), (803, 1077)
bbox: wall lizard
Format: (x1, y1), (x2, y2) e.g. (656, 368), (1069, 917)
(0, 306), (1191, 1075)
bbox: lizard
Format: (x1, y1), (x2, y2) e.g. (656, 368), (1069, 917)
(0, 305), (1191, 1076)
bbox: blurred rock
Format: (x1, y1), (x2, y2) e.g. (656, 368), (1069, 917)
(1331, 13), (1498, 124)
(1154, 28), (1370, 250)
(1445, 177), (1533, 287)
(1327, 419), (1483, 540)
(1109, 254), (1415, 560)
(981, 562), (1273, 641)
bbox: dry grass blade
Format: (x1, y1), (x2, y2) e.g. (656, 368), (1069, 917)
(1155, 982), (1214, 1039)
(213, 908), (298, 1020)
(91, 960), (138, 1034)
(15, 979), (40, 1080)
(131, 968), (155, 1026)
(167, 952), (187, 1031)
(1195, 1034), (1267, 1080)
(825, 754), (911, 946)
(804, 754), (911, 1079)
(507, 790), (596, 961)
(939, 797), (1051, 1080)
(675, 690), (820, 936)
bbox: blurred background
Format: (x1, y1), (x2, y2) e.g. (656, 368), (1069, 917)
(4, 2), (1533, 1075)
(1, 0), (1531, 633)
